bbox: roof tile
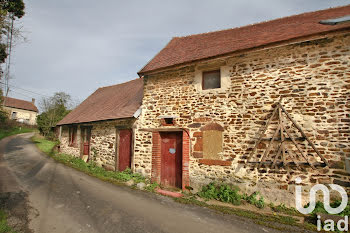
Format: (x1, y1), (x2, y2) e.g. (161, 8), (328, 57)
(57, 78), (143, 125)
(3, 97), (38, 112)
(139, 5), (350, 74)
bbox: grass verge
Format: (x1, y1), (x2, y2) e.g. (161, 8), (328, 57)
(31, 135), (159, 192)
(0, 210), (17, 233)
(0, 127), (35, 141)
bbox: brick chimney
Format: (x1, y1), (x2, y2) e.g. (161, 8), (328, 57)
(32, 98), (35, 104)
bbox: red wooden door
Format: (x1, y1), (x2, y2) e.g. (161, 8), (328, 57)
(118, 129), (132, 171)
(82, 128), (91, 156)
(83, 142), (90, 155)
(160, 132), (182, 188)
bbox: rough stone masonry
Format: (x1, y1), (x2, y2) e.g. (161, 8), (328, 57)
(135, 31), (350, 205)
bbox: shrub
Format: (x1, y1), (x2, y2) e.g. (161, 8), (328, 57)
(304, 200), (350, 217)
(145, 182), (159, 192)
(198, 183), (269, 208)
(198, 182), (242, 205)
(243, 192), (265, 209)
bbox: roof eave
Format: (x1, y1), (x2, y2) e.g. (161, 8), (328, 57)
(56, 116), (137, 127)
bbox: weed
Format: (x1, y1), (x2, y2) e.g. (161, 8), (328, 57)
(198, 182), (242, 205)
(145, 182), (159, 192)
(0, 210), (17, 233)
(243, 191), (265, 209)
(269, 203), (301, 216)
(304, 200), (350, 217)
(198, 183), (267, 208)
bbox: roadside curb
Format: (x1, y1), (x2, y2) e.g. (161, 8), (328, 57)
(156, 188), (183, 198)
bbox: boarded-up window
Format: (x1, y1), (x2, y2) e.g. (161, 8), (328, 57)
(202, 70), (221, 90)
(203, 130), (223, 159)
(69, 126), (77, 147)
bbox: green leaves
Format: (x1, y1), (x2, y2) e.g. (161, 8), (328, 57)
(198, 182), (242, 205)
(244, 192), (265, 209)
(304, 200), (350, 217)
(198, 183), (266, 208)
(37, 92), (73, 137)
(1, 0), (25, 19)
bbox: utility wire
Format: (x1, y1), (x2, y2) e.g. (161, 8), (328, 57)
(7, 89), (34, 99)
(0, 81), (50, 97)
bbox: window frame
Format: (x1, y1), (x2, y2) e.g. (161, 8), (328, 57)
(202, 70), (221, 90)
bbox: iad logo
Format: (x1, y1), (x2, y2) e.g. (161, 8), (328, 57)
(295, 177), (349, 231)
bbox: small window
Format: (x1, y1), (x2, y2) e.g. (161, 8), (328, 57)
(161, 117), (175, 126)
(11, 112), (17, 119)
(202, 70), (221, 90)
(164, 118), (174, 125)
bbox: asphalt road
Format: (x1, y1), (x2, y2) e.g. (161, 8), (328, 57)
(0, 133), (284, 233)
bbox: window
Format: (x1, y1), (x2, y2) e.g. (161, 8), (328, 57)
(68, 126), (77, 147)
(202, 70), (221, 90)
(160, 117), (176, 126)
(11, 112), (17, 119)
(164, 118), (174, 125)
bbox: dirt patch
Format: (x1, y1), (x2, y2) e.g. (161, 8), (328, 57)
(0, 191), (33, 233)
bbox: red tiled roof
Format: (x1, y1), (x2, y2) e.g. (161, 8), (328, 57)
(57, 78), (143, 125)
(139, 5), (350, 74)
(3, 97), (38, 112)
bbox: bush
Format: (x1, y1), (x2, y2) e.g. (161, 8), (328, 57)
(198, 182), (242, 205)
(305, 200), (350, 217)
(198, 183), (268, 208)
(243, 192), (265, 209)
(0, 109), (8, 125)
(145, 182), (159, 192)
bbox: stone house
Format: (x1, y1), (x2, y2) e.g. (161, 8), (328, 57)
(3, 97), (38, 125)
(135, 5), (350, 203)
(56, 78), (143, 171)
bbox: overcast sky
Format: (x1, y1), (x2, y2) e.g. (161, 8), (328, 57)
(3, 0), (350, 109)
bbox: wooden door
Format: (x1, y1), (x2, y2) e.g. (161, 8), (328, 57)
(118, 129), (132, 171)
(82, 127), (91, 156)
(160, 132), (182, 188)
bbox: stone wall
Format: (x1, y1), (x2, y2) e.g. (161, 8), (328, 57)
(60, 125), (81, 158)
(137, 32), (350, 205)
(60, 118), (137, 171)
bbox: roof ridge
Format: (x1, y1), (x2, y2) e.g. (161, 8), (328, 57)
(3, 96), (38, 112)
(98, 77), (141, 89)
(57, 78), (143, 125)
(4, 96), (35, 105)
(175, 5), (350, 39)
